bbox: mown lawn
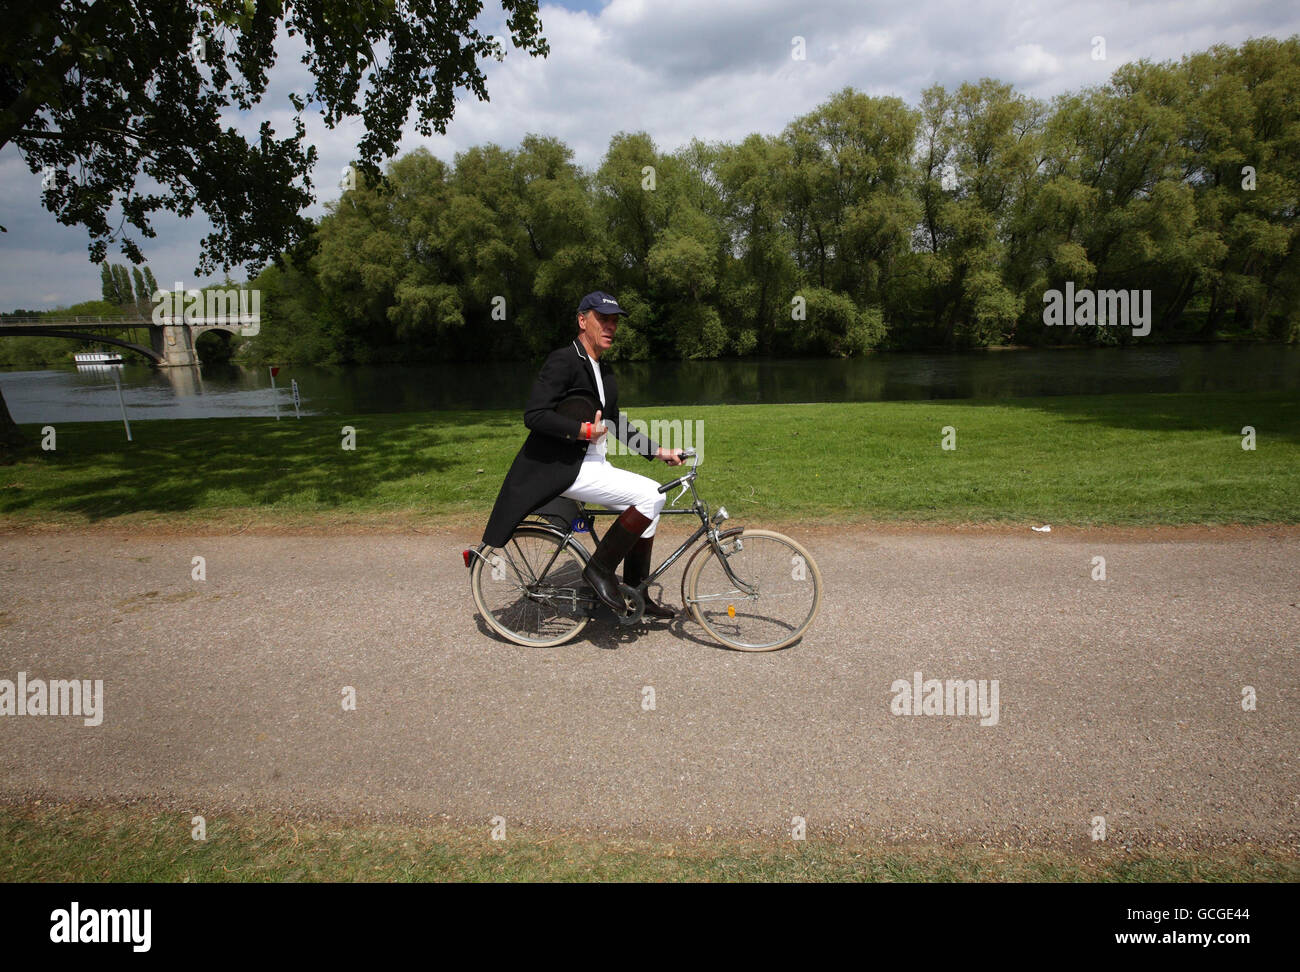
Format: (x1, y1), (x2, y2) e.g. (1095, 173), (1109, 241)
(2, 389), (1296, 528)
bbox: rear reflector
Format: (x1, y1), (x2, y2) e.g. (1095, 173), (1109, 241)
(462, 550), (471, 568)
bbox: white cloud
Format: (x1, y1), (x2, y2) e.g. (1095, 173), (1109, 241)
(1011, 43), (1061, 81)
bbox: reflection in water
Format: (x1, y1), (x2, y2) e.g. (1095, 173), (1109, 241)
(161, 365), (204, 397)
(2, 344), (1297, 424)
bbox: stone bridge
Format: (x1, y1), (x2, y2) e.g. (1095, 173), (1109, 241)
(0, 314), (256, 367)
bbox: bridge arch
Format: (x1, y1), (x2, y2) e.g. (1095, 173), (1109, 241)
(0, 327), (163, 364)
(193, 326), (237, 366)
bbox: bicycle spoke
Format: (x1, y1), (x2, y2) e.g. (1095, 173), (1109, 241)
(472, 527), (591, 647)
(687, 531), (821, 651)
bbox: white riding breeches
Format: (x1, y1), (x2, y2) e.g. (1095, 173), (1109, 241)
(561, 457), (665, 537)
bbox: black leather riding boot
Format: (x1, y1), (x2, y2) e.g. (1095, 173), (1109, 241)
(623, 536), (676, 619)
(583, 507), (651, 611)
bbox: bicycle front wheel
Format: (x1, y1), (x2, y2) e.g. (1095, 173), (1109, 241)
(470, 525), (592, 647)
(684, 528), (822, 651)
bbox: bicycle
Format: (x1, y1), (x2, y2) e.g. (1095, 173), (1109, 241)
(464, 449), (822, 651)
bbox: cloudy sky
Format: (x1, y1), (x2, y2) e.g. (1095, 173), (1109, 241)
(1, 0), (1296, 311)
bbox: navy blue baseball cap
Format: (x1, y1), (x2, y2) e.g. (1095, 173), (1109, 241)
(577, 291), (628, 315)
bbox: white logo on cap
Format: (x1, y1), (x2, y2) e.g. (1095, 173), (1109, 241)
(602, 298), (616, 303)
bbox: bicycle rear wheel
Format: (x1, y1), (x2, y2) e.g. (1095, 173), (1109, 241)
(684, 528), (822, 651)
(470, 525), (593, 647)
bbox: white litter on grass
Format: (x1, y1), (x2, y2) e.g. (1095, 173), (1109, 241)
(1032, 525), (1051, 532)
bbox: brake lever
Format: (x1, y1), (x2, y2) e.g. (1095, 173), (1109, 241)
(668, 450), (698, 507)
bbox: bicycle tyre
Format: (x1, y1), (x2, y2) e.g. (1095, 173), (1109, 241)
(470, 525), (593, 647)
(683, 528), (822, 651)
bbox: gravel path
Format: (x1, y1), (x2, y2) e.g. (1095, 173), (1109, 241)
(1, 524), (1296, 848)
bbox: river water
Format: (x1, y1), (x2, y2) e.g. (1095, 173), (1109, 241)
(2, 344), (1297, 424)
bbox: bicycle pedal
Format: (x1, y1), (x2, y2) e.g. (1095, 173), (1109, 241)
(614, 584), (644, 626)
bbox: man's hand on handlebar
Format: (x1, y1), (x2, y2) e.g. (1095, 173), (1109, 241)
(657, 448), (686, 466)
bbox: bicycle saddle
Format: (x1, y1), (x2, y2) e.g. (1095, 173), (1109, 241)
(532, 495), (584, 532)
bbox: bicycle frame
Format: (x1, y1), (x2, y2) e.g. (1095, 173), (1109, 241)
(560, 455), (758, 598)
(579, 504), (709, 586)
(470, 452), (759, 613)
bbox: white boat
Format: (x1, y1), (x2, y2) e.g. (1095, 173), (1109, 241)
(74, 350), (124, 365)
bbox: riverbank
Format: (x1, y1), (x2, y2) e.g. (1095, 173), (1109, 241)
(3, 390), (1296, 528)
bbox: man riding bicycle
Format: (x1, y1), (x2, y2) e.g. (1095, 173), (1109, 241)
(481, 291), (686, 618)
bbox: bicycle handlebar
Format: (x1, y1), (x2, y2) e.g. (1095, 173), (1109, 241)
(657, 449), (698, 494)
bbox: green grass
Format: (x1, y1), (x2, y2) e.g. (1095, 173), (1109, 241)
(3, 389), (1297, 528)
(1, 802), (1294, 882)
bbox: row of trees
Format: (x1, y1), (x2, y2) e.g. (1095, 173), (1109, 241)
(246, 36), (1300, 364)
(100, 262), (160, 313)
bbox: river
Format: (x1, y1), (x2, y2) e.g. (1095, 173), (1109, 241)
(2, 344), (1296, 424)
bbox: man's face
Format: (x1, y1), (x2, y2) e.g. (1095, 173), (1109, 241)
(579, 309), (619, 351)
